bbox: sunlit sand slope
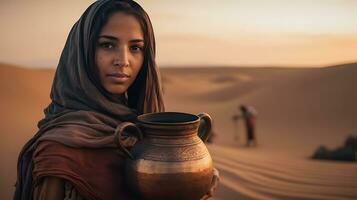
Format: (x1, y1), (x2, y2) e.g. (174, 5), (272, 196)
(209, 145), (357, 200)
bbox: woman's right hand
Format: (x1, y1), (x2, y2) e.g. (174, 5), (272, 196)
(200, 168), (220, 200)
(120, 134), (138, 148)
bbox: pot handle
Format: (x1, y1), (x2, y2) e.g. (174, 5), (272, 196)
(198, 113), (212, 143)
(114, 122), (143, 160)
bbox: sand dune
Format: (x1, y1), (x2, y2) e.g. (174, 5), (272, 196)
(163, 64), (357, 155)
(209, 145), (357, 200)
(0, 63), (54, 200)
(1, 63), (357, 199)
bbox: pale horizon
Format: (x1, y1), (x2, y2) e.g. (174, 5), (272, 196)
(1, 0), (357, 68)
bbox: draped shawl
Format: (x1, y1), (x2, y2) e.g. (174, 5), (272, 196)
(14, 0), (144, 199)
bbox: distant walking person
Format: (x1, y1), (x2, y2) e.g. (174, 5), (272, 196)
(239, 105), (257, 147)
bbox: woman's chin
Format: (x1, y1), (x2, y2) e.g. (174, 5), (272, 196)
(105, 85), (128, 95)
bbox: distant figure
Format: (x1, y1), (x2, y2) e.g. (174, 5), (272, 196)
(239, 105), (258, 147)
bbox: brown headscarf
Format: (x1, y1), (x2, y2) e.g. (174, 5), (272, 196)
(14, 0), (164, 199)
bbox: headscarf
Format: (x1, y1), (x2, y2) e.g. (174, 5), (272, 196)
(14, 0), (155, 199)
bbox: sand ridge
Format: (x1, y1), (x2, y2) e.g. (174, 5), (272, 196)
(210, 145), (357, 200)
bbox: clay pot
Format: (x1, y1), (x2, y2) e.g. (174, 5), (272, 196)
(115, 112), (213, 200)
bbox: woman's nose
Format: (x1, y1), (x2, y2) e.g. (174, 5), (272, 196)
(113, 47), (129, 67)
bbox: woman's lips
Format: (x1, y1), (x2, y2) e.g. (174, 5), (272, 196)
(106, 72), (130, 83)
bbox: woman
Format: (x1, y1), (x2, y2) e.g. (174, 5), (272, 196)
(14, 0), (218, 199)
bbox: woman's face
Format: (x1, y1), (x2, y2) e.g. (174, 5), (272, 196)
(95, 12), (144, 95)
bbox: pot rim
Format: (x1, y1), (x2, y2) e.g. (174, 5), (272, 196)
(137, 112), (200, 126)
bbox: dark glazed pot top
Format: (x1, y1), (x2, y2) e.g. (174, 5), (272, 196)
(138, 112), (200, 125)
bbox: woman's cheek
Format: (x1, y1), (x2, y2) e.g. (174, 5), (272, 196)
(96, 53), (111, 74)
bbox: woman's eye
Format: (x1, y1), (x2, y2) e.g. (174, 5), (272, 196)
(99, 42), (115, 49)
(130, 45), (143, 52)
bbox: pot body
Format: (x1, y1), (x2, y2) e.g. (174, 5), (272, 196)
(117, 112), (213, 200)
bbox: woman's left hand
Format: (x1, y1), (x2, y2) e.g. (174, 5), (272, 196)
(201, 168), (220, 200)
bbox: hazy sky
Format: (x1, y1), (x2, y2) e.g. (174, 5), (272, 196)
(1, 0), (357, 68)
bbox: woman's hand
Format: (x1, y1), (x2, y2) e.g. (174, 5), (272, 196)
(201, 168), (220, 200)
(120, 135), (138, 147)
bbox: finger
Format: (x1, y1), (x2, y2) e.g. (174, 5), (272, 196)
(200, 194), (211, 200)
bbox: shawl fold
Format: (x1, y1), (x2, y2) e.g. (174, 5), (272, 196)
(32, 141), (131, 200)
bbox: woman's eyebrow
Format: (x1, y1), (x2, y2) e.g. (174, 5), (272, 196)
(98, 35), (144, 43)
(98, 35), (117, 41)
(130, 39), (144, 43)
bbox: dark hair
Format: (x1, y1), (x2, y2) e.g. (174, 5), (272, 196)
(87, 0), (164, 114)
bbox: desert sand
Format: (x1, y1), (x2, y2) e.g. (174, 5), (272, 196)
(1, 63), (357, 199)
